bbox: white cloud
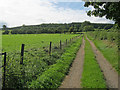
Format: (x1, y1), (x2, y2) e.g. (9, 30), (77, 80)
(0, 0), (114, 27)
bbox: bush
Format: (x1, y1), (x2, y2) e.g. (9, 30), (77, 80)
(2, 30), (9, 34)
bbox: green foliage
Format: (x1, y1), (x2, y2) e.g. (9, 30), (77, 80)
(2, 30), (9, 34)
(80, 21), (91, 32)
(83, 25), (94, 32)
(104, 25), (112, 30)
(68, 27), (73, 33)
(81, 21), (91, 27)
(5, 49), (49, 88)
(81, 36), (106, 88)
(84, 2), (120, 27)
(7, 22), (113, 34)
(2, 25), (7, 30)
(87, 28), (118, 44)
(29, 36), (83, 88)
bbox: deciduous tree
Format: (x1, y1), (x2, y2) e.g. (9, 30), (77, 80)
(84, 2), (120, 27)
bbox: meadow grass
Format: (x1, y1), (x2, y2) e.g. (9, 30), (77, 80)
(2, 34), (79, 52)
(81, 36), (106, 88)
(87, 35), (119, 74)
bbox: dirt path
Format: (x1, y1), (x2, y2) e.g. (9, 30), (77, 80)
(86, 36), (118, 88)
(59, 37), (85, 88)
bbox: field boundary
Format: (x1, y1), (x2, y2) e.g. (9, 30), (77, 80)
(1, 35), (81, 88)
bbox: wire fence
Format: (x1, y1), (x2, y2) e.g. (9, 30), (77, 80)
(1, 35), (81, 88)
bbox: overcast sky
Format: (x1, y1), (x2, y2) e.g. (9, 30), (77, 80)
(0, 0), (114, 28)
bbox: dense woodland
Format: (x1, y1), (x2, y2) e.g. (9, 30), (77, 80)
(2, 21), (113, 34)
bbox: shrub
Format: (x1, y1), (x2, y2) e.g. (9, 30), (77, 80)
(3, 30), (9, 34)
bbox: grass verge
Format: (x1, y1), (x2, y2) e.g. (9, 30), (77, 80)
(81, 36), (106, 88)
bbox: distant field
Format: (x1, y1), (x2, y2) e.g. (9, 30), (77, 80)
(2, 34), (79, 52)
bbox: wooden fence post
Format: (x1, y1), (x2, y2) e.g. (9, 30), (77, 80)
(60, 40), (62, 50)
(3, 52), (6, 88)
(49, 42), (52, 55)
(66, 39), (67, 45)
(70, 38), (71, 42)
(20, 44), (25, 64)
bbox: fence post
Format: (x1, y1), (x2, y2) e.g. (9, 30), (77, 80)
(49, 42), (52, 55)
(60, 40), (62, 50)
(66, 39), (67, 45)
(20, 44), (25, 64)
(70, 38), (71, 42)
(3, 52), (6, 88)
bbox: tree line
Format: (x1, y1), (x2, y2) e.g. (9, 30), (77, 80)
(2, 21), (113, 34)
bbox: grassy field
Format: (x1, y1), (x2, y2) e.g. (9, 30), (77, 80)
(2, 34), (82, 88)
(87, 35), (119, 74)
(2, 34), (79, 52)
(81, 36), (106, 88)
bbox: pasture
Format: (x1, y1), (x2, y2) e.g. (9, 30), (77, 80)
(2, 34), (79, 52)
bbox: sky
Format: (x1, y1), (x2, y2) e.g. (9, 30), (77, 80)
(0, 0), (114, 28)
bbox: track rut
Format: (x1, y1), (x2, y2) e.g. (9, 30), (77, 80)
(87, 36), (118, 88)
(59, 37), (85, 88)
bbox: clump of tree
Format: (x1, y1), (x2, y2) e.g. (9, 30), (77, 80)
(2, 25), (9, 34)
(83, 25), (94, 32)
(79, 21), (94, 32)
(79, 21), (91, 31)
(2, 30), (9, 34)
(69, 26), (74, 34)
(2, 25), (7, 30)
